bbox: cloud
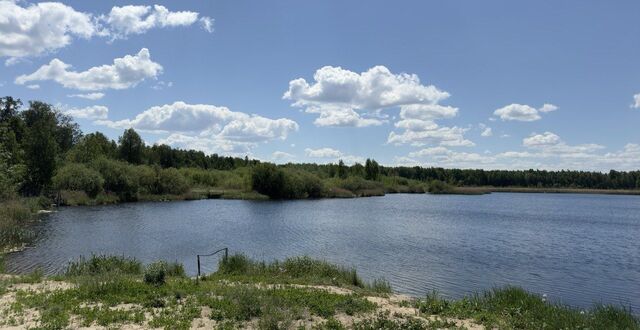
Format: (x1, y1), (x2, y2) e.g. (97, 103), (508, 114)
(478, 123), (492, 137)
(304, 147), (364, 164)
(387, 123), (474, 147)
(493, 103), (557, 121)
(539, 103), (558, 113)
(522, 132), (604, 155)
(25, 84), (39, 89)
(68, 93), (105, 100)
(151, 81), (173, 90)
(0, 1), (95, 59)
(633, 93), (640, 109)
(305, 147), (342, 158)
(96, 101), (298, 155)
(0, 1), (213, 60)
(396, 131), (640, 171)
(100, 4), (213, 40)
(63, 105), (108, 120)
(15, 48), (162, 91)
(272, 151), (295, 161)
(284, 65), (449, 127)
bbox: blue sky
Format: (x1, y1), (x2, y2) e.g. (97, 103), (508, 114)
(1, 0), (639, 170)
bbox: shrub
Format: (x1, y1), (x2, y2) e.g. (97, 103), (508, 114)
(52, 163), (104, 197)
(155, 168), (189, 195)
(90, 158), (139, 201)
(251, 164), (285, 199)
(428, 180), (453, 194)
(132, 165), (156, 194)
(144, 261), (167, 286)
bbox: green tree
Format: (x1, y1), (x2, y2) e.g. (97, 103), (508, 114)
(365, 158), (380, 181)
(118, 128), (144, 164)
(21, 101), (58, 195)
(337, 160), (348, 179)
(251, 163), (285, 198)
(55, 112), (82, 153)
(67, 132), (117, 163)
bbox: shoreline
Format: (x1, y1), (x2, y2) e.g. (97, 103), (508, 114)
(449, 186), (640, 196)
(0, 254), (637, 329)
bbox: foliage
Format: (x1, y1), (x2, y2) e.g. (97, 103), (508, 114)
(66, 132), (117, 163)
(65, 255), (143, 276)
(364, 158), (380, 181)
(427, 180), (453, 194)
(0, 200), (35, 251)
(118, 128), (144, 164)
(90, 158), (140, 201)
(21, 101), (59, 195)
(155, 168), (190, 195)
(215, 254), (390, 293)
(53, 163), (104, 197)
(251, 163), (286, 198)
(144, 261), (167, 286)
(414, 287), (640, 330)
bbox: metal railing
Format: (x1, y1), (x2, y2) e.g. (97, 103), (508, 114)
(196, 247), (228, 278)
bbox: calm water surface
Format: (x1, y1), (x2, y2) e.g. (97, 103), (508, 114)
(5, 193), (640, 311)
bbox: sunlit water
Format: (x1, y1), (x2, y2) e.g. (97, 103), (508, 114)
(4, 193), (640, 311)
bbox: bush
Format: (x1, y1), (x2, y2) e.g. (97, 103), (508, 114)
(144, 262), (166, 286)
(428, 180), (453, 194)
(143, 260), (185, 286)
(52, 163), (104, 197)
(251, 164), (285, 199)
(132, 165), (156, 194)
(90, 158), (139, 201)
(155, 168), (189, 195)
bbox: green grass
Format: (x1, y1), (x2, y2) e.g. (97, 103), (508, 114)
(211, 254), (392, 294)
(2, 255), (638, 329)
(3, 255), (378, 329)
(65, 254), (143, 276)
(415, 287), (640, 330)
(0, 199), (40, 252)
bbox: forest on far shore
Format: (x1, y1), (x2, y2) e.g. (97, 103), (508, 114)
(1, 96), (640, 205)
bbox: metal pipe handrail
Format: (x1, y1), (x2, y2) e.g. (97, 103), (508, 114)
(196, 247), (228, 278)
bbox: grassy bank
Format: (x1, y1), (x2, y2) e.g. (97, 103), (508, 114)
(0, 254), (637, 329)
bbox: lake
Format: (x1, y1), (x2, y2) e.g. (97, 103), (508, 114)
(4, 193), (640, 311)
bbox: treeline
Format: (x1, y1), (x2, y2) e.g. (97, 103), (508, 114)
(1, 96), (639, 204)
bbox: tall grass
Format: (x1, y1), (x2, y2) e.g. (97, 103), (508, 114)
(0, 199), (39, 251)
(65, 254), (142, 276)
(215, 254), (391, 293)
(415, 287), (639, 329)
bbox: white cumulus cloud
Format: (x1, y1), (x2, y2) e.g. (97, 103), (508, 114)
(68, 93), (105, 100)
(305, 147), (342, 158)
(481, 127), (493, 137)
(63, 105), (108, 120)
(493, 103), (558, 121)
(15, 48), (162, 91)
(272, 151), (295, 161)
(100, 4), (214, 40)
(284, 65), (449, 127)
(633, 93), (640, 109)
(0, 0), (95, 60)
(0, 1), (213, 61)
(96, 101), (298, 155)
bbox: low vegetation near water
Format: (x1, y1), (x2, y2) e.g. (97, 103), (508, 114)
(0, 254), (637, 329)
